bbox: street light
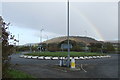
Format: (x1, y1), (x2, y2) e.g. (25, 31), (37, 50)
(40, 28), (44, 43)
(85, 30), (87, 52)
(40, 27), (44, 52)
(44, 34), (48, 51)
(44, 34), (48, 41)
(18, 34), (19, 46)
(67, 0), (70, 67)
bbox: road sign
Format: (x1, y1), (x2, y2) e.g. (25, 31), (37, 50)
(61, 43), (72, 49)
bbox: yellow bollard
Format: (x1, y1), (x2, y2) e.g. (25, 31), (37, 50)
(71, 58), (75, 68)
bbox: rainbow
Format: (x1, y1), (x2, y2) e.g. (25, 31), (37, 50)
(70, 5), (105, 41)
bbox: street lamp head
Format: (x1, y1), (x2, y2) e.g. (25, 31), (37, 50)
(41, 29), (44, 32)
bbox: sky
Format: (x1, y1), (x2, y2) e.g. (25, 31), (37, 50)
(1, 1), (118, 45)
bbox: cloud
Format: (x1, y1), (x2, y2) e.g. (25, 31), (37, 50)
(2, 2), (118, 42)
(3, 2), (67, 35)
(33, 30), (64, 39)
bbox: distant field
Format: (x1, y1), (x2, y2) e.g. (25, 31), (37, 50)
(25, 52), (106, 57)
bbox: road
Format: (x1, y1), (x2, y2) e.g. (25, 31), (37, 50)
(10, 53), (119, 78)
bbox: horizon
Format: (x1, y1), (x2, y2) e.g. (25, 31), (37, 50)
(18, 35), (119, 46)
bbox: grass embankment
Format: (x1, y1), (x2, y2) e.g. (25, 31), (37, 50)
(25, 52), (106, 57)
(7, 69), (35, 78)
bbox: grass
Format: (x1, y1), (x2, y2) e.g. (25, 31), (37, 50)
(15, 51), (23, 54)
(7, 69), (35, 78)
(25, 51), (106, 57)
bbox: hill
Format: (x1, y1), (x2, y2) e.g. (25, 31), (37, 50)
(42, 36), (102, 45)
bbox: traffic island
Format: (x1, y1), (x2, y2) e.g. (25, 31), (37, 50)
(20, 55), (111, 60)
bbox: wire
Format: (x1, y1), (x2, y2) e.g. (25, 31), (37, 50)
(80, 64), (87, 72)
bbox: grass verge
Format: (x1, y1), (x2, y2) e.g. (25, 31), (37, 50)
(25, 52), (106, 57)
(7, 69), (35, 78)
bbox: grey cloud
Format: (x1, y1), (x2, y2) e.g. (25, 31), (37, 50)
(2, 2), (118, 41)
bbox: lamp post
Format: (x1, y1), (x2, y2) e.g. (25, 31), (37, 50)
(45, 34), (48, 51)
(40, 28), (44, 43)
(30, 44), (32, 52)
(67, 0), (70, 67)
(101, 44), (103, 54)
(40, 27), (44, 52)
(45, 34), (48, 40)
(18, 34), (19, 46)
(85, 30), (87, 52)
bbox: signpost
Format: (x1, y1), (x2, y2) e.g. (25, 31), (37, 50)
(60, 43), (72, 67)
(61, 43), (72, 49)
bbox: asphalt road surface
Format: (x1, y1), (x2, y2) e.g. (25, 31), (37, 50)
(10, 52), (119, 78)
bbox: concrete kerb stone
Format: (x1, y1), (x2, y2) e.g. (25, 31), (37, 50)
(92, 56), (97, 59)
(20, 55), (111, 60)
(74, 57), (79, 60)
(52, 57), (59, 60)
(96, 56), (101, 58)
(31, 56), (38, 59)
(59, 57), (66, 60)
(106, 55), (111, 58)
(84, 56), (89, 59)
(88, 56), (93, 59)
(70, 57), (73, 59)
(101, 56), (106, 58)
(38, 56), (44, 59)
(79, 57), (85, 60)
(27, 56), (32, 59)
(23, 55), (28, 58)
(45, 57), (51, 60)
(59, 57), (62, 60)
(100, 56), (104, 58)
(19, 55), (24, 58)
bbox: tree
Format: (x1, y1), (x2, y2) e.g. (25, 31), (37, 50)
(16, 46), (30, 51)
(103, 42), (115, 53)
(88, 43), (102, 52)
(1, 16), (15, 78)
